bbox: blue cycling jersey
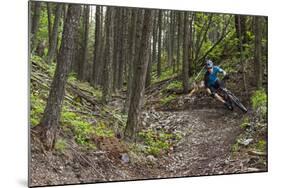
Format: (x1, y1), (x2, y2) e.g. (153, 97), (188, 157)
(206, 66), (223, 87)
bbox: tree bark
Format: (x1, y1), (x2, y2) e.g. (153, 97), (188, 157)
(157, 10), (162, 77)
(102, 7), (115, 103)
(254, 16), (263, 88)
(125, 9), (154, 141)
(31, 1), (42, 52)
(47, 3), (53, 48)
(78, 5), (90, 81)
(37, 4), (81, 150)
(176, 12), (182, 73)
(123, 9), (138, 113)
(145, 40), (152, 87)
(182, 12), (190, 94)
(92, 5), (102, 86)
(237, 15), (248, 94)
(47, 4), (63, 64)
(118, 9), (129, 90)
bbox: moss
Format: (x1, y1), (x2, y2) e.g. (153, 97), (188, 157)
(160, 94), (177, 105)
(165, 80), (182, 90)
(251, 89), (267, 120)
(138, 128), (182, 157)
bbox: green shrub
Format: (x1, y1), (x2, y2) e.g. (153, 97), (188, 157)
(93, 121), (114, 137)
(160, 94), (177, 105)
(166, 80), (182, 90)
(54, 139), (67, 153)
(152, 67), (178, 84)
(67, 72), (78, 82)
(240, 116), (250, 129)
(251, 89), (267, 119)
(256, 139), (266, 152)
(138, 129), (182, 156)
(30, 93), (45, 127)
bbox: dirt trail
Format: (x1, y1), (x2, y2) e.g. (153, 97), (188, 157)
(138, 103), (243, 179)
(30, 95), (248, 186)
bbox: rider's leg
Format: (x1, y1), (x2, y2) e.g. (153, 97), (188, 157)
(214, 93), (226, 103)
(212, 80), (226, 104)
(211, 82), (233, 110)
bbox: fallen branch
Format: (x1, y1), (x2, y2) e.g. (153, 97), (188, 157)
(248, 150), (267, 156)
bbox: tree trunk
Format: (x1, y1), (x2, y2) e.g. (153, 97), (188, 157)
(47, 3), (53, 48)
(237, 15), (248, 94)
(168, 11), (173, 67)
(118, 9), (129, 90)
(102, 7), (115, 103)
(176, 12), (182, 73)
(182, 12), (190, 94)
(157, 10), (162, 77)
(37, 4), (81, 150)
(31, 1), (41, 52)
(145, 41), (152, 87)
(47, 4), (62, 64)
(92, 5), (102, 86)
(254, 16), (263, 88)
(152, 11), (158, 67)
(123, 9), (139, 113)
(112, 8), (121, 92)
(97, 6), (105, 86)
(125, 9), (154, 141)
(78, 5), (90, 81)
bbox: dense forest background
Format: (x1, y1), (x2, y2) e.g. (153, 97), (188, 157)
(29, 1), (268, 187)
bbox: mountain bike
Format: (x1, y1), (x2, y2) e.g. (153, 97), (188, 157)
(216, 77), (248, 113)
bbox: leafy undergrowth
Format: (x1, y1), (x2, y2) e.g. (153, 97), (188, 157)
(230, 89), (267, 170)
(137, 128), (182, 157)
(30, 55), (121, 152)
(31, 55), (183, 159)
(151, 66), (178, 84)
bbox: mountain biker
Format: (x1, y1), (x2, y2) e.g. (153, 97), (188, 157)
(204, 60), (233, 110)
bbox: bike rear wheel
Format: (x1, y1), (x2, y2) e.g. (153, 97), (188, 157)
(228, 92), (248, 113)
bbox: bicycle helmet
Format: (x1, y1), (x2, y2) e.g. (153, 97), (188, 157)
(205, 60), (213, 69)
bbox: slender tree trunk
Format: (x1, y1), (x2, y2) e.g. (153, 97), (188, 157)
(47, 4), (63, 64)
(124, 9), (138, 113)
(152, 11), (158, 66)
(47, 3), (53, 48)
(113, 8), (122, 92)
(182, 12), (190, 94)
(171, 12), (176, 73)
(102, 7), (115, 103)
(145, 41), (152, 87)
(194, 15), (213, 64)
(118, 9), (129, 90)
(168, 11), (173, 67)
(78, 5), (90, 81)
(97, 6), (105, 86)
(157, 10), (162, 77)
(254, 16), (263, 88)
(125, 9), (154, 141)
(237, 15), (248, 94)
(37, 4), (81, 150)
(31, 1), (41, 52)
(92, 6), (102, 86)
(176, 12), (182, 73)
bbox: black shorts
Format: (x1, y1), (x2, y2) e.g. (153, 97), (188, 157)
(209, 80), (221, 94)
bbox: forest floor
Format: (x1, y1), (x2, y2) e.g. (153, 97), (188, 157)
(30, 58), (267, 187)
